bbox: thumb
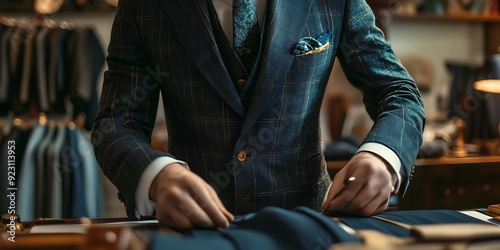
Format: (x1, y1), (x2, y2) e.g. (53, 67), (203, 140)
(322, 170), (347, 210)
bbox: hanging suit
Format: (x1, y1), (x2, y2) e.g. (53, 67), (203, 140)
(46, 124), (67, 218)
(76, 128), (103, 218)
(34, 123), (55, 218)
(18, 124), (46, 221)
(0, 25), (14, 115)
(0, 125), (29, 215)
(92, 0), (426, 216)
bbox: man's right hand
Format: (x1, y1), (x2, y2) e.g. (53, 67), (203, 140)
(149, 163), (234, 229)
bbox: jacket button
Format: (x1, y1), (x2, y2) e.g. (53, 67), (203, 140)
(237, 151), (247, 162)
(237, 79), (246, 87)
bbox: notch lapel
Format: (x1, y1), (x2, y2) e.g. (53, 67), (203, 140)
(240, 0), (314, 134)
(161, 0), (245, 117)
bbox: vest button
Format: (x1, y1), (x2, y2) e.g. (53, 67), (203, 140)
(237, 79), (246, 87)
(237, 151), (247, 162)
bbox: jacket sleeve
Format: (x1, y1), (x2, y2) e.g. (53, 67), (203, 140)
(336, 0), (426, 193)
(91, 0), (171, 217)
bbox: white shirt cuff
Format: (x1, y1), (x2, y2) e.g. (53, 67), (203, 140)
(135, 156), (188, 218)
(356, 142), (403, 193)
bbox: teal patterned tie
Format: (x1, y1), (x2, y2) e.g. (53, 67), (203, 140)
(233, 0), (260, 72)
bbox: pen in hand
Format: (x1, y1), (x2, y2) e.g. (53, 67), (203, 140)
(333, 176), (355, 199)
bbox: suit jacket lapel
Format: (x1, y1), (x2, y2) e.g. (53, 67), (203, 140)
(241, 0), (314, 134)
(161, 0), (245, 117)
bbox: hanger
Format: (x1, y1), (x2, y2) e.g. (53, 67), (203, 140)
(67, 121), (77, 131)
(60, 21), (75, 30)
(0, 17), (16, 27)
(74, 113), (86, 130)
(38, 112), (48, 126)
(9, 117), (31, 132)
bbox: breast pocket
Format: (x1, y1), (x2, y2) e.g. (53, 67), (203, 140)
(287, 47), (334, 85)
(290, 46), (333, 70)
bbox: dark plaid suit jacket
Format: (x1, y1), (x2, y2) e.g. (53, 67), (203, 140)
(91, 0), (425, 217)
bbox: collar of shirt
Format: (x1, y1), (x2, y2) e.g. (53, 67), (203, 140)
(212, 0), (267, 44)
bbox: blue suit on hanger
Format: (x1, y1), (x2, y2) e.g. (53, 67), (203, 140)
(92, 0), (425, 217)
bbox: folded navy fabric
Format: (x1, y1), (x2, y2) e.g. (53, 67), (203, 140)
(151, 208), (490, 249)
(338, 210), (489, 238)
(151, 206), (361, 250)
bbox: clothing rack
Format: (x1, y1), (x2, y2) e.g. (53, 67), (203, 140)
(0, 14), (105, 130)
(0, 113), (104, 221)
(0, 6), (106, 220)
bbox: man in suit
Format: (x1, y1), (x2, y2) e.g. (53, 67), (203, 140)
(92, 0), (425, 229)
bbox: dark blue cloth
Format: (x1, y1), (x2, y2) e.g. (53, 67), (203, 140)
(338, 209), (489, 238)
(151, 207), (361, 250)
(68, 128), (86, 218)
(151, 208), (492, 249)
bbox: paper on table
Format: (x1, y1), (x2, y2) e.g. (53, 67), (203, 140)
(29, 220), (158, 234)
(460, 211), (500, 226)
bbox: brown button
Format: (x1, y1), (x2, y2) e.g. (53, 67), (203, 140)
(237, 151), (247, 162)
(237, 79), (246, 87)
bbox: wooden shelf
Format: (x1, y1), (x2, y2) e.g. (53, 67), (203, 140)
(389, 13), (500, 55)
(327, 155), (500, 170)
(393, 13), (500, 23)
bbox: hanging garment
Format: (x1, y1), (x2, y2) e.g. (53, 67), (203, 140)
(0, 124), (30, 215)
(0, 21), (104, 122)
(34, 123), (55, 218)
(68, 26), (105, 129)
(0, 25), (14, 116)
(34, 26), (52, 113)
(76, 128), (103, 218)
(59, 125), (90, 219)
(18, 124), (46, 221)
(9, 25), (28, 115)
(19, 27), (38, 116)
(47, 27), (61, 111)
(45, 123), (66, 218)
(54, 27), (73, 114)
(67, 126), (86, 218)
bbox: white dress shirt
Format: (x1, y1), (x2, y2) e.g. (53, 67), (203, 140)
(135, 0), (403, 218)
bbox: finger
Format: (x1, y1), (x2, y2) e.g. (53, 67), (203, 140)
(206, 183), (234, 223)
(190, 182), (230, 228)
(322, 170), (348, 210)
(175, 193), (216, 228)
(373, 198), (390, 215)
(342, 182), (391, 215)
(156, 187), (214, 229)
(355, 193), (390, 216)
(323, 179), (362, 212)
(156, 199), (195, 229)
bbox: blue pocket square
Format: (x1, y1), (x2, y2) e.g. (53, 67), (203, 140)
(293, 31), (332, 56)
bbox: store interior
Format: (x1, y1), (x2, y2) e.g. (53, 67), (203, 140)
(1, 0), (500, 220)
